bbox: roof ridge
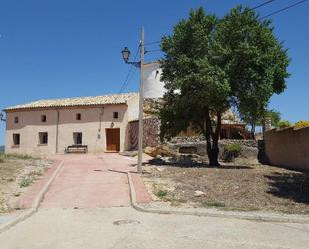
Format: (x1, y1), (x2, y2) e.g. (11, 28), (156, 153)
(4, 92), (139, 111)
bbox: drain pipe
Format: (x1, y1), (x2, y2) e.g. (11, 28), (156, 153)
(55, 109), (60, 154)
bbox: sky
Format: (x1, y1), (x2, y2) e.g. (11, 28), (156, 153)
(0, 0), (308, 145)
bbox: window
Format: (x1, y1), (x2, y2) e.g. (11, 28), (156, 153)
(39, 132), (48, 145)
(76, 113), (81, 120)
(73, 132), (82, 145)
(41, 115), (47, 122)
(113, 112), (119, 119)
(13, 134), (20, 146)
(14, 116), (19, 124)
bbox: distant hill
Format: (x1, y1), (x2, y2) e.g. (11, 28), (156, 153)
(0, 146), (4, 153)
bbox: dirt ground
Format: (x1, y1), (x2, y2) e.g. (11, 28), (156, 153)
(0, 154), (51, 214)
(142, 157), (309, 214)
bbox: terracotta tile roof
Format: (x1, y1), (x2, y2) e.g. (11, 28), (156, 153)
(4, 92), (138, 111)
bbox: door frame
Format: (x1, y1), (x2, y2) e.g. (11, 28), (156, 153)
(105, 128), (120, 152)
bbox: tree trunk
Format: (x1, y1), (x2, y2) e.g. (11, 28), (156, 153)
(204, 110), (221, 166)
(250, 122), (256, 140)
(206, 140), (220, 166)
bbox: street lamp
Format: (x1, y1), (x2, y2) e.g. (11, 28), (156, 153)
(0, 112), (5, 121)
(121, 46), (141, 68)
(121, 47), (130, 63)
(121, 27), (145, 174)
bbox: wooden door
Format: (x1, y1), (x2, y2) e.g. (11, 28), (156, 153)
(106, 128), (120, 152)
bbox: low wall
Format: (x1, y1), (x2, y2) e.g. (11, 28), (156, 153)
(264, 127), (309, 171)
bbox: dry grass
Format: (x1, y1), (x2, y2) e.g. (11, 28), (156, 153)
(0, 154), (51, 213)
(142, 159), (309, 214)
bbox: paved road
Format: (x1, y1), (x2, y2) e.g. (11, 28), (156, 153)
(40, 154), (137, 208)
(0, 207), (309, 249)
(2, 153), (308, 248)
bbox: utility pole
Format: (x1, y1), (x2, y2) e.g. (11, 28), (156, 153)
(137, 27), (145, 174)
(121, 26), (145, 174)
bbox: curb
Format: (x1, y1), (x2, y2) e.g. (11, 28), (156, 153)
(127, 173), (309, 224)
(0, 160), (64, 234)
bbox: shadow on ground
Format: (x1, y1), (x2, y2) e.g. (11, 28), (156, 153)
(265, 171), (309, 204)
(145, 157), (253, 169)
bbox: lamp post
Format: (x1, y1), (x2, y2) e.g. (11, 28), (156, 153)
(0, 112), (5, 122)
(121, 27), (145, 174)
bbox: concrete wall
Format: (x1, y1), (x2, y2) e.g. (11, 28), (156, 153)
(264, 127), (309, 171)
(143, 62), (166, 98)
(5, 104), (130, 155)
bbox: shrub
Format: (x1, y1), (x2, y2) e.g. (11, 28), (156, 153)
(223, 143), (242, 162)
(19, 177), (33, 188)
(277, 120), (292, 129)
(294, 120), (309, 130)
(5, 153), (37, 160)
(155, 190), (168, 198)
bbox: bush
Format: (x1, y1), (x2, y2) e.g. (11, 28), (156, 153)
(277, 120), (292, 129)
(294, 120), (309, 130)
(155, 190), (168, 198)
(223, 143), (242, 162)
(19, 177), (33, 188)
(5, 153), (37, 160)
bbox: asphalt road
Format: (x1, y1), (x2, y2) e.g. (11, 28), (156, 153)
(0, 207), (308, 249)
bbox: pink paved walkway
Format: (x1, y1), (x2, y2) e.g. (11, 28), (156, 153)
(38, 153), (150, 208)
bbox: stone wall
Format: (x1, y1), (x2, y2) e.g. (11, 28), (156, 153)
(264, 127), (309, 171)
(169, 136), (257, 148)
(128, 117), (161, 150)
(164, 138), (257, 159)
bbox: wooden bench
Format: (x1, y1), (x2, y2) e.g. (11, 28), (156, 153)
(65, 145), (88, 153)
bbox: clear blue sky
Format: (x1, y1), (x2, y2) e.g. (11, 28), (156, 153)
(0, 0), (308, 145)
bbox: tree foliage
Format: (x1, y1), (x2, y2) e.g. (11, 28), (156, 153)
(159, 6), (290, 165)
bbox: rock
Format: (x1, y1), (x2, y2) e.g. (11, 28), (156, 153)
(157, 167), (165, 172)
(287, 178), (294, 183)
(194, 190), (206, 197)
(144, 147), (158, 157)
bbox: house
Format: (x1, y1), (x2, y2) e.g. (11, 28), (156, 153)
(3, 93), (140, 155)
(3, 62), (250, 156)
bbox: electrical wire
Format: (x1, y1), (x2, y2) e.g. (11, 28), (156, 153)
(260, 0), (308, 19)
(121, 66), (138, 93)
(144, 40), (161, 46)
(250, 0), (276, 11)
(143, 1), (277, 46)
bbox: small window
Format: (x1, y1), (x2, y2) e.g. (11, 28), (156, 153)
(113, 112), (119, 119)
(73, 132), (82, 145)
(76, 113), (81, 120)
(13, 134), (20, 146)
(14, 116), (19, 124)
(41, 115), (47, 122)
(39, 132), (48, 145)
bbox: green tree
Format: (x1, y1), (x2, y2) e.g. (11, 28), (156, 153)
(264, 109), (281, 127)
(241, 108), (281, 136)
(159, 6), (289, 166)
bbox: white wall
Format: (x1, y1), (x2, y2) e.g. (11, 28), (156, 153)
(5, 104), (130, 155)
(143, 62), (166, 98)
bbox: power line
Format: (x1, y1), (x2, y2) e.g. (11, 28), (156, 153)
(143, 1), (277, 46)
(144, 40), (161, 45)
(121, 66), (138, 93)
(145, 49), (162, 54)
(250, 0), (276, 11)
(260, 0), (308, 19)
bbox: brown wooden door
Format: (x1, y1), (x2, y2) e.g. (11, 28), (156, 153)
(106, 128), (120, 152)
